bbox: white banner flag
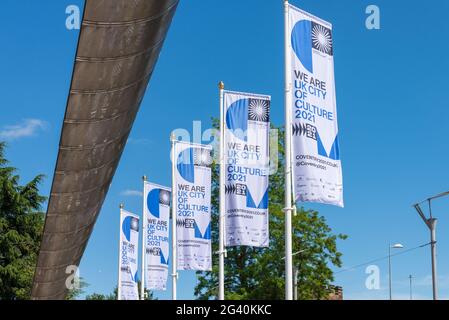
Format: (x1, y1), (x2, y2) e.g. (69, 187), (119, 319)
(289, 5), (344, 207)
(223, 91), (271, 247)
(173, 141), (212, 271)
(119, 209), (140, 300)
(143, 182), (171, 291)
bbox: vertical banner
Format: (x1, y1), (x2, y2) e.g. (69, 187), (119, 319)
(119, 209), (140, 300)
(289, 5), (344, 207)
(173, 141), (213, 270)
(144, 182), (171, 291)
(223, 91), (271, 247)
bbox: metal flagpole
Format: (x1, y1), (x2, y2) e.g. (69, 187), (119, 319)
(218, 81), (226, 300)
(293, 265), (298, 300)
(429, 217), (438, 300)
(118, 203), (124, 300)
(413, 197), (442, 300)
(141, 176), (147, 300)
(427, 200), (438, 300)
(388, 244), (392, 300)
(170, 133), (178, 300)
(283, 0), (294, 300)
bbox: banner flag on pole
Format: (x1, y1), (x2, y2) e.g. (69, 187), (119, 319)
(119, 209), (140, 300)
(288, 5), (344, 207)
(143, 182), (171, 291)
(173, 141), (213, 271)
(223, 90), (271, 247)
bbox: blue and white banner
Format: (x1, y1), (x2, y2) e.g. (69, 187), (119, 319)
(289, 5), (344, 207)
(143, 182), (171, 291)
(173, 141), (212, 271)
(119, 209), (140, 300)
(223, 91), (271, 247)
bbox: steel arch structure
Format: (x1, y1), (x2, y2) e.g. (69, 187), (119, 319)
(31, 0), (179, 300)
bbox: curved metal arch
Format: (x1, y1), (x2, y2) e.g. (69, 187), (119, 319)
(31, 0), (179, 299)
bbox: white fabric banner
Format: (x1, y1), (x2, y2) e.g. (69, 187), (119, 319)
(143, 182), (171, 291)
(173, 141), (212, 271)
(289, 5), (344, 207)
(119, 209), (140, 300)
(223, 90), (271, 247)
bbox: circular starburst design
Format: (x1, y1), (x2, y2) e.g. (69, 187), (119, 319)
(312, 24), (332, 55)
(248, 99), (270, 122)
(130, 217), (139, 231)
(159, 190), (171, 206)
(194, 148), (212, 167)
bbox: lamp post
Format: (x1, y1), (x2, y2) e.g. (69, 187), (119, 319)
(293, 265), (298, 300)
(409, 275), (413, 300)
(414, 202), (438, 300)
(388, 243), (404, 300)
(413, 203), (438, 300)
(413, 190), (448, 301)
(282, 249), (306, 300)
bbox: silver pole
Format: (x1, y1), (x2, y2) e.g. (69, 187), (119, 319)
(218, 81), (226, 300)
(413, 195), (445, 301)
(117, 203), (124, 300)
(293, 265), (298, 300)
(430, 218), (438, 300)
(284, 0), (293, 300)
(140, 176), (147, 300)
(409, 275), (413, 300)
(283, 0), (294, 301)
(170, 134), (178, 300)
(388, 244), (392, 300)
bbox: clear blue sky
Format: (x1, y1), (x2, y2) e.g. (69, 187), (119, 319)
(1, 0), (449, 300)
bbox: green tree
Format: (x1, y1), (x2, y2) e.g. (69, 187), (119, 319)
(194, 122), (347, 300)
(85, 286), (116, 300)
(137, 281), (157, 300)
(66, 276), (89, 300)
(85, 292), (114, 300)
(0, 142), (46, 300)
(86, 283), (156, 300)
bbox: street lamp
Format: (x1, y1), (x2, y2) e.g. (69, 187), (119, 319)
(282, 249), (306, 300)
(413, 190), (448, 301)
(388, 243), (404, 300)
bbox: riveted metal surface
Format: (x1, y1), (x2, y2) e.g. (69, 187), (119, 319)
(65, 81), (148, 121)
(33, 266), (70, 284)
(60, 112), (137, 147)
(77, 16), (172, 58)
(51, 157), (121, 193)
(31, 0), (178, 300)
(71, 51), (158, 91)
(43, 205), (100, 233)
(39, 227), (92, 252)
(46, 183), (109, 214)
(55, 136), (128, 172)
(83, 0), (178, 22)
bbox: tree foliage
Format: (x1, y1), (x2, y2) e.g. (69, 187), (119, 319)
(194, 122), (347, 300)
(66, 276), (89, 300)
(85, 292), (115, 300)
(0, 142), (46, 300)
(85, 283), (156, 300)
(85, 288), (116, 300)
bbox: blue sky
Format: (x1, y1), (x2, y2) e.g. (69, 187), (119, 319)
(1, 0), (449, 300)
